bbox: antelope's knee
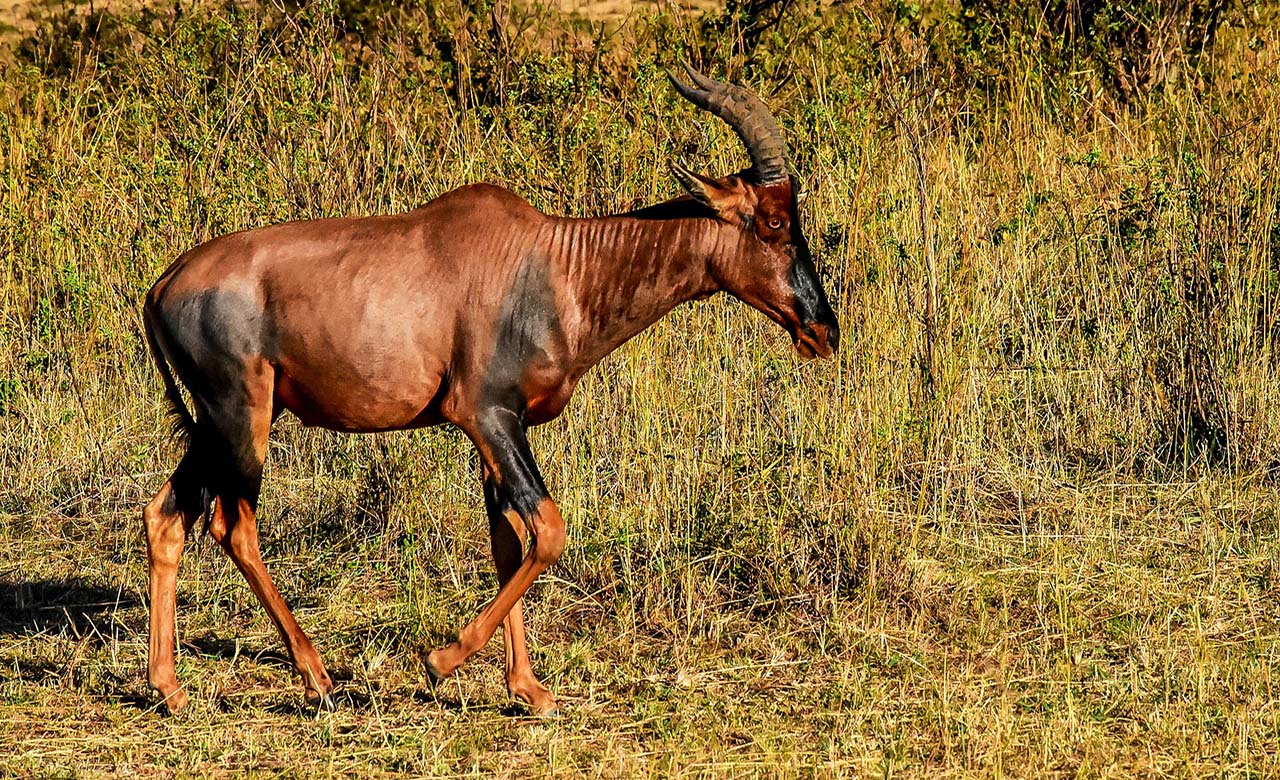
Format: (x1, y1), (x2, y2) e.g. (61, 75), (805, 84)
(529, 500), (565, 567)
(205, 498), (229, 545)
(207, 497), (257, 556)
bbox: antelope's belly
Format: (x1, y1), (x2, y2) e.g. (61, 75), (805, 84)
(272, 333), (449, 432)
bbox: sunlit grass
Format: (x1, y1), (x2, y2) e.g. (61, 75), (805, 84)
(1, 1), (1279, 776)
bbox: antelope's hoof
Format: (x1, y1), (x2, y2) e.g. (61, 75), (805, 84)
(512, 697), (561, 718)
(424, 654), (445, 686)
(510, 682), (560, 718)
(305, 687), (338, 713)
(156, 687), (189, 715)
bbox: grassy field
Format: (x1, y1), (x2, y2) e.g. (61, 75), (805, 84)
(2, 0), (1280, 776)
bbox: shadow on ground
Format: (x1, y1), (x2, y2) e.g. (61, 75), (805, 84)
(0, 579), (138, 637)
(0, 579), (156, 709)
(181, 634), (294, 668)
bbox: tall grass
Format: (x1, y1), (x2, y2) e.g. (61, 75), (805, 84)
(2, 1), (1280, 775)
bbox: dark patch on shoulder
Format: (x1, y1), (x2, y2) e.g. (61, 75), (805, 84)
(482, 260), (565, 413)
(477, 407), (549, 520)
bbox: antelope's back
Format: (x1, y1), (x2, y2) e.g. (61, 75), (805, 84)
(143, 183), (557, 432)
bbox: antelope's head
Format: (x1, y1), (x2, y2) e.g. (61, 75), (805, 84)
(669, 63), (840, 360)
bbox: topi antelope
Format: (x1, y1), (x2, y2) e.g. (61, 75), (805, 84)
(141, 62), (839, 716)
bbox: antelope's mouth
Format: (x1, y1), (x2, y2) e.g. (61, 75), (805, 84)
(791, 321), (838, 360)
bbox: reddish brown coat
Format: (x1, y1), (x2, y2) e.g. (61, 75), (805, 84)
(140, 66), (838, 716)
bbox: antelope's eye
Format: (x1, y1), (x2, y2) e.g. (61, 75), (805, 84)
(766, 218), (783, 230)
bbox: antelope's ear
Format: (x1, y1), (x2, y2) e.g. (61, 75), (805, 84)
(670, 161), (745, 218)
(792, 173), (815, 205)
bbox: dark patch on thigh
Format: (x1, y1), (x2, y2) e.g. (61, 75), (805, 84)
(152, 288), (276, 489)
(157, 289), (277, 370)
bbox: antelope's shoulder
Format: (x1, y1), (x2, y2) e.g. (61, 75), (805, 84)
(420, 182), (547, 221)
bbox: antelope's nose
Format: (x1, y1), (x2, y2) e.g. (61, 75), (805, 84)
(811, 319), (839, 358)
(824, 318), (840, 354)
(798, 315), (839, 360)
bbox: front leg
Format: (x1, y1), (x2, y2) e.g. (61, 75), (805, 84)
(427, 407), (565, 711)
(484, 467), (559, 714)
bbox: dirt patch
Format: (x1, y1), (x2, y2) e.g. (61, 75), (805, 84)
(0, 0), (720, 41)
(0, 0), (147, 43)
(1, 0), (146, 30)
(558, 0), (720, 18)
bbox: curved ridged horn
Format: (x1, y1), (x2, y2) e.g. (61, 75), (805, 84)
(667, 61), (791, 186)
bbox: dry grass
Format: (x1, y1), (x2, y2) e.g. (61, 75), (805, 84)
(2, 0), (1280, 776)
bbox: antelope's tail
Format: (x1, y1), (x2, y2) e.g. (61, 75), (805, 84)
(143, 310), (199, 442)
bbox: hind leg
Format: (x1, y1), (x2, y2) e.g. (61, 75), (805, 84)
(201, 359), (335, 710)
(145, 452), (205, 712)
(208, 496), (335, 709)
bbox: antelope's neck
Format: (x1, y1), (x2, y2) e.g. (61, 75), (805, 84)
(547, 208), (727, 372)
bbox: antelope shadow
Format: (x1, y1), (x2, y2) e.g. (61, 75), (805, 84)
(0, 578), (154, 708)
(0, 578), (138, 638)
